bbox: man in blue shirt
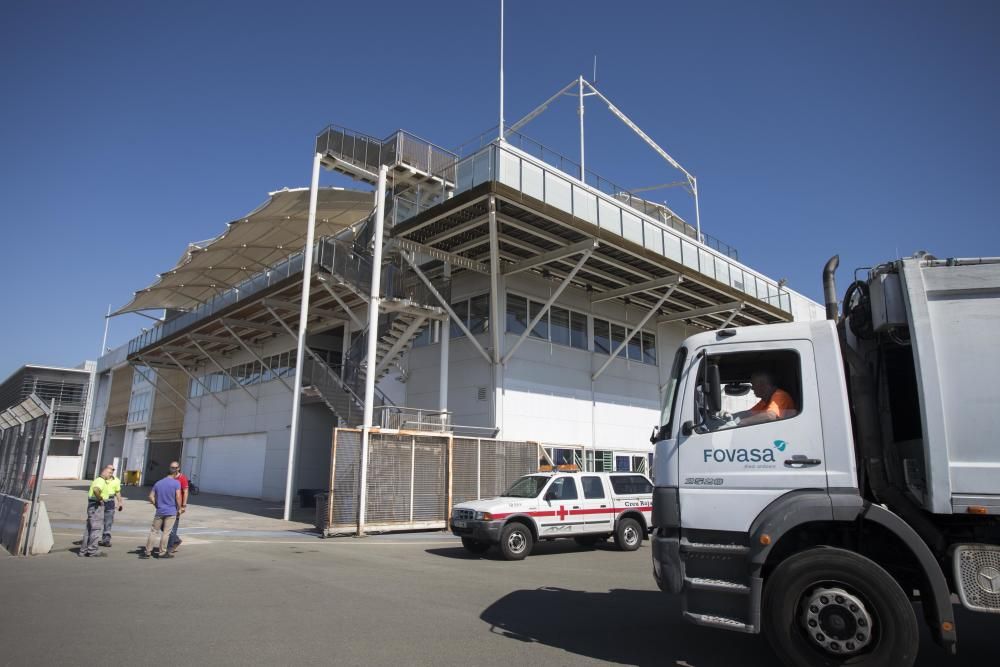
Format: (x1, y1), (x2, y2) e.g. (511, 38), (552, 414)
(141, 465), (184, 559)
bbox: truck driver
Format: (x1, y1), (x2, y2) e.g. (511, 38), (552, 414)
(736, 371), (797, 425)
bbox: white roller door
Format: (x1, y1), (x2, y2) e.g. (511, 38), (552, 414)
(199, 433), (266, 498)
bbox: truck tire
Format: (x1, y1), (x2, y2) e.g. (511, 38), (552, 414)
(461, 537), (490, 554)
(499, 522), (533, 560)
(762, 547), (918, 667)
(614, 518), (642, 551)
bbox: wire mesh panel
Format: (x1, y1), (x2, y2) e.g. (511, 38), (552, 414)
(451, 437), (480, 505)
(365, 433), (413, 525)
(411, 436), (447, 522)
(330, 428), (361, 531)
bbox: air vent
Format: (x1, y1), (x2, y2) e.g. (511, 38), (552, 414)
(477, 387), (487, 401)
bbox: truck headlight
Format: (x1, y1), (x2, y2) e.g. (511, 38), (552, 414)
(475, 511), (493, 520)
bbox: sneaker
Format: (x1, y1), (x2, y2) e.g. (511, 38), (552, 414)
(159, 552), (174, 559)
(139, 551), (150, 559)
(98, 540), (110, 547)
(86, 552), (108, 558)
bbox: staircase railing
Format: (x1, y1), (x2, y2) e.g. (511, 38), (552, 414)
(301, 350), (365, 427)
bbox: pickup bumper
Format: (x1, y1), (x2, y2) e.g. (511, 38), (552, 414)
(450, 519), (503, 543)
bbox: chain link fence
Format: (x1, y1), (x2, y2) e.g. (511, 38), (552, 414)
(321, 428), (544, 536)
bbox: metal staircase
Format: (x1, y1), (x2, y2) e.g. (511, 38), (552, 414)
(299, 208), (447, 429)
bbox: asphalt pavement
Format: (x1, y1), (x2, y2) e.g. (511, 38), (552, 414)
(0, 526), (993, 666)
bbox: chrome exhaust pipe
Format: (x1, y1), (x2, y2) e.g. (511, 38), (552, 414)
(823, 255), (840, 321)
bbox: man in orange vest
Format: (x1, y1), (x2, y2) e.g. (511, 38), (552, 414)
(738, 372), (797, 426)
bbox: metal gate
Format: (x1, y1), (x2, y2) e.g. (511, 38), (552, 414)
(322, 428), (544, 536)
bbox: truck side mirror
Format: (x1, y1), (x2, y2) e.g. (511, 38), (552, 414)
(704, 365), (722, 413)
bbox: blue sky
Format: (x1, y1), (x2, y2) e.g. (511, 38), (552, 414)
(1, 1), (997, 377)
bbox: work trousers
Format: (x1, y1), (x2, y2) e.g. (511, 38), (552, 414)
(145, 514), (177, 555)
(167, 514), (181, 549)
(102, 501), (117, 543)
(79, 501), (103, 556)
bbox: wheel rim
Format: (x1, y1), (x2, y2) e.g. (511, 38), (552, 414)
(624, 525), (639, 546)
(507, 530), (526, 554)
(799, 585), (875, 656)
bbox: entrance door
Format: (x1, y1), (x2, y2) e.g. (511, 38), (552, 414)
(145, 441), (182, 486)
(199, 433), (266, 498)
(677, 340), (827, 533)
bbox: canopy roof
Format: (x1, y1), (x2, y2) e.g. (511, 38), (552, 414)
(114, 187), (373, 314)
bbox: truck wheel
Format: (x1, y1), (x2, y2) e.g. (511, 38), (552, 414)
(762, 547), (918, 667)
(499, 523), (533, 560)
(461, 537), (490, 554)
(614, 518), (642, 551)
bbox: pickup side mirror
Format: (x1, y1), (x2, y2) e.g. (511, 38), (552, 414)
(682, 420), (695, 437)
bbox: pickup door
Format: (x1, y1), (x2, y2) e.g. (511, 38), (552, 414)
(578, 475), (614, 533)
(538, 475), (583, 537)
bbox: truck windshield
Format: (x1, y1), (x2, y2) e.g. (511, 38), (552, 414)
(659, 347), (688, 439)
(502, 476), (548, 498)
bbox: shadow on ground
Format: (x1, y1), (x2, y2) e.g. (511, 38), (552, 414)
(427, 538), (620, 560)
(117, 484), (313, 523)
(479, 587), (987, 667)
(479, 586), (768, 666)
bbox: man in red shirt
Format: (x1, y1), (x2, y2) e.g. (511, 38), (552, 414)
(166, 460), (189, 554)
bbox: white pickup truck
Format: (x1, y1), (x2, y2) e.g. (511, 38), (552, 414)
(450, 471), (654, 560)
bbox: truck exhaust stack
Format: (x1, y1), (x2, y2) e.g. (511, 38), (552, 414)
(823, 255), (840, 321)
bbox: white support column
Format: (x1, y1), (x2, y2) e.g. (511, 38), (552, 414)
(358, 164), (389, 536)
(284, 151), (322, 522)
(578, 75), (585, 179)
(488, 196), (502, 365)
(498, 0), (504, 140)
(439, 318), (449, 423)
(693, 177), (702, 242)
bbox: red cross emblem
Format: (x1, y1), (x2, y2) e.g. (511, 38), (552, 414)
(558, 505), (568, 521)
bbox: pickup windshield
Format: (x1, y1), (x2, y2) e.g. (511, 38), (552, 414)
(502, 475), (548, 498)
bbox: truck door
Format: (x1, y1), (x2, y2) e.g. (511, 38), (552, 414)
(676, 340), (827, 533)
(539, 476), (583, 537)
(578, 475), (614, 534)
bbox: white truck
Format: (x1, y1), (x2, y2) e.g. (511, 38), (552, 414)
(451, 471), (653, 560)
(651, 253), (1000, 666)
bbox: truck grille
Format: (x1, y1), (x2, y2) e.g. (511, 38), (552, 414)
(453, 509), (476, 522)
(955, 544), (1000, 613)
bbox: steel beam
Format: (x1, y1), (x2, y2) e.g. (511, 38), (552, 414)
(187, 336), (256, 401)
(221, 317), (288, 336)
(163, 351), (225, 407)
(221, 323), (292, 391)
(401, 251), (493, 366)
(502, 248), (594, 365)
(502, 239), (598, 276)
(390, 237), (489, 274)
(657, 301), (743, 324)
(132, 360), (197, 413)
(590, 275), (682, 303)
(316, 278), (366, 329)
(591, 284), (680, 381)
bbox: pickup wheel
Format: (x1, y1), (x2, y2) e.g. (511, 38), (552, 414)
(499, 522), (533, 561)
(461, 537), (490, 554)
(762, 547), (918, 667)
(614, 518), (642, 551)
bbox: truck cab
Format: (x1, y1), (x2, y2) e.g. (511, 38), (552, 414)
(651, 255), (1000, 666)
(451, 471), (653, 560)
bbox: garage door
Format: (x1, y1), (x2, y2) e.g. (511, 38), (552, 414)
(199, 434), (267, 498)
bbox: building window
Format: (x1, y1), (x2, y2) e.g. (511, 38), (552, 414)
(507, 292), (588, 351)
(593, 318), (657, 365)
(189, 351), (296, 398)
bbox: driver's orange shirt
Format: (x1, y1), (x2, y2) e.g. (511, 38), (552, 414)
(750, 389), (796, 419)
